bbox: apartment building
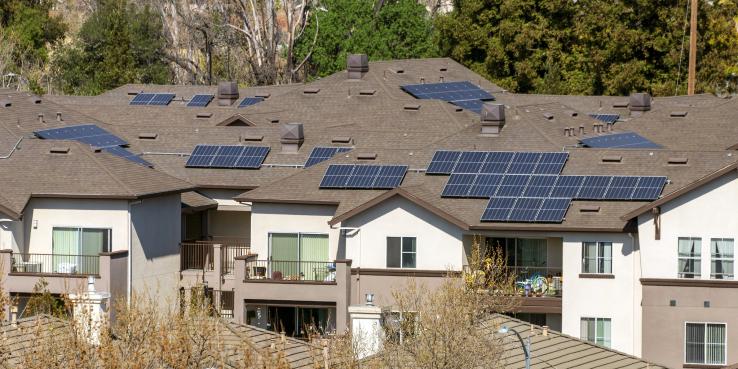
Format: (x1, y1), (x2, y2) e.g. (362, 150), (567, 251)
(1, 56), (737, 367)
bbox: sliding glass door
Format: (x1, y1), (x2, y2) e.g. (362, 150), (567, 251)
(51, 227), (110, 274)
(269, 233), (329, 280)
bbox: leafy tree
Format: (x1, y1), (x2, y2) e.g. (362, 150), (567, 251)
(0, 0), (66, 65)
(52, 0), (170, 95)
(294, 0), (439, 79)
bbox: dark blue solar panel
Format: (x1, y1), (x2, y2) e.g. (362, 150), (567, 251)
(320, 165), (408, 189)
(508, 197), (544, 222)
(603, 176), (639, 200)
(426, 150), (462, 174)
(187, 94), (214, 107)
(480, 152), (515, 173)
(35, 124), (128, 148)
(374, 165), (409, 189)
(346, 165), (381, 188)
(589, 114), (620, 125)
(320, 165), (354, 188)
(577, 176), (613, 199)
(496, 175), (532, 197)
(580, 132), (661, 149)
(523, 175), (557, 197)
(507, 152), (542, 174)
(454, 151), (488, 173)
(468, 174), (504, 198)
(481, 197), (516, 222)
(130, 93), (154, 105)
(536, 198), (571, 222)
(401, 81), (495, 114)
(148, 93), (175, 106)
(534, 152), (569, 175)
(184, 145), (219, 167)
(102, 146), (152, 166)
(551, 175), (585, 198)
(442, 174), (476, 198)
(304, 147), (352, 168)
(210, 146), (245, 168)
(238, 97), (264, 108)
(234, 146), (270, 168)
(631, 176), (667, 200)
(185, 145), (269, 169)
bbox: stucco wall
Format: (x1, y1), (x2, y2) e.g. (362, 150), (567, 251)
(208, 210), (250, 242)
(23, 198), (129, 254)
(0, 212), (22, 252)
(341, 196), (464, 270)
(250, 203), (339, 259)
(130, 194), (181, 304)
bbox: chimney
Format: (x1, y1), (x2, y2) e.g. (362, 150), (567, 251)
(347, 54), (369, 79)
(348, 293), (383, 359)
(217, 81), (239, 106)
(629, 92), (651, 112)
(480, 103), (505, 135)
(280, 123), (304, 153)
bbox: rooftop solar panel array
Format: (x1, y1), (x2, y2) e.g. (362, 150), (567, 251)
(129, 93), (175, 106)
(589, 113), (620, 125)
(304, 147), (352, 168)
(34, 124), (152, 166)
(238, 97), (264, 108)
(185, 145), (270, 169)
(481, 197), (572, 222)
(427, 150), (569, 175)
(580, 132), (661, 149)
(102, 146), (152, 166)
(400, 81), (495, 114)
(319, 164), (408, 189)
(187, 94), (214, 107)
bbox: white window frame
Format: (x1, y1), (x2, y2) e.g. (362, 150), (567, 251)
(386, 236), (417, 269)
(710, 238), (734, 280)
(678, 237), (702, 279)
(684, 322), (727, 365)
(51, 226), (112, 254)
(267, 232), (328, 261)
(581, 241), (613, 274)
(580, 317), (612, 348)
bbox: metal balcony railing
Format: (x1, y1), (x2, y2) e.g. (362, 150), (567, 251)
(180, 242), (215, 271)
(11, 253), (100, 275)
(244, 260), (337, 282)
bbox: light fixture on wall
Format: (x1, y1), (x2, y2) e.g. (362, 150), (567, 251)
(365, 293), (374, 306)
(32, 220), (38, 229)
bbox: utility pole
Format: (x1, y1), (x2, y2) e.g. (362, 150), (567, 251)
(687, 0), (698, 95)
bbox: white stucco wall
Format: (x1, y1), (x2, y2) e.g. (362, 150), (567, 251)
(23, 198), (130, 254)
(638, 171), (738, 279)
(341, 196), (464, 270)
(250, 203), (339, 259)
(561, 232), (641, 356)
(0, 212), (22, 252)
(199, 189), (250, 208)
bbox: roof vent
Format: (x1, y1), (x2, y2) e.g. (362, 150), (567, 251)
(357, 153), (377, 160)
(480, 103), (505, 135)
(217, 81), (239, 106)
(629, 92), (651, 112)
(254, 92), (271, 99)
(49, 146), (70, 154)
(29, 96), (41, 104)
(543, 112), (554, 120)
(601, 155), (622, 163)
(403, 104), (421, 111)
(138, 133), (158, 140)
(667, 157), (688, 165)
(670, 111), (688, 117)
(612, 101), (629, 108)
(268, 117), (280, 124)
(127, 90), (140, 96)
(303, 87), (320, 94)
(580, 205), (601, 213)
(196, 112), (213, 119)
(281, 123), (304, 153)
(0, 99), (11, 107)
(359, 89), (376, 96)
(241, 134), (264, 142)
(218, 115), (254, 127)
(347, 54), (369, 79)
(37, 113), (44, 123)
(439, 67), (448, 72)
(332, 136), (352, 144)
(56, 112), (63, 122)
(565, 110), (578, 117)
(390, 68), (404, 74)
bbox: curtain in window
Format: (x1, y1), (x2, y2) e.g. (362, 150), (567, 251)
(52, 228), (79, 274)
(686, 323), (706, 363)
(387, 237), (402, 268)
(402, 237), (416, 268)
(598, 243), (612, 274)
(711, 239), (734, 280)
(678, 238), (701, 278)
(300, 234), (329, 280)
(596, 319), (611, 347)
(517, 239), (547, 267)
(270, 234), (299, 278)
(580, 318), (595, 342)
(706, 324), (726, 364)
(582, 242), (597, 273)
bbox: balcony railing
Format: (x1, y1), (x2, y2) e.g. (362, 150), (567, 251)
(11, 253), (100, 275)
(245, 260), (337, 282)
(220, 245), (250, 276)
(180, 242), (215, 271)
(510, 266), (562, 297)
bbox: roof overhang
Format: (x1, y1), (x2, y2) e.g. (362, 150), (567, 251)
(621, 163), (738, 221)
(327, 188), (470, 231)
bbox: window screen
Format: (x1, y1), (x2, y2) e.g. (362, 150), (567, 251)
(686, 323), (726, 365)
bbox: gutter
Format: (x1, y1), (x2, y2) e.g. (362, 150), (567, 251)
(127, 199), (143, 305)
(0, 137), (22, 159)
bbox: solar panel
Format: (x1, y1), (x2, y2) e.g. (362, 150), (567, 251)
(238, 97), (264, 108)
(148, 93), (175, 106)
(454, 151), (488, 174)
(534, 152), (569, 175)
(603, 176), (639, 200)
(184, 145), (269, 169)
(481, 196), (571, 223)
(102, 146), (152, 166)
(130, 93), (154, 105)
(496, 174), (532, 197)
(522, 175), (557, 197)
(429, 150), (568, 176)
(580, 132), (661, 149)
(426, 150), (462, 174)
(35, 124), (127, 148)
(480, 151), (515, 173)
(507, 152), (542, 174)
(400, 81), (495, 114)
(481, 197), (516, 222)
(319, 164), (408, 189)
(550, 175), (585, 198)
(468, 174), (504, 198)
(536, 198), (571, 222)
(508, 197), (544, 222)
(631, 176), (668, 200)
(441, 174), (476, 198)
(374, 165), (409, 189)
(187, 94), (214, 107)
(319, 164), (354, 188)
(589, 113), (620, 125)
(304, 147), (352, 168)
(577, 175), (613, 199)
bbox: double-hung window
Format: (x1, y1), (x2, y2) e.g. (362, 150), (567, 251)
(685, 323), (726, 365)
(582, 242), (612, 274)
(678, 237), (702, 278)
(387, 237), (416, 268)
(580, 317), (611, 347)
(711, 238), (734, 280)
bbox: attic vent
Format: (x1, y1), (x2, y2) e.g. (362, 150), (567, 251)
(390, 68), (404, 74)
(138, 133), (158, 140)
(0, 100), (10, 107)
(403, 104), (421, 111)
(268, 117), (280, 124)
(565, 110), (578, 117)
(219, 115), (254, 127)
(357, 153), (377, 160)
(29, 96), (42, 104)
(543, 113), (554, 120)
(580, 205), (601, 213)
(439, 67), (448, 72)
(241, 134), (264, 142)
(601, 155), (622, 163)
(358, 89), (376, 96)
(196, 112), (213, 119)
(127, 90), (140, 96)
(667, 157), (688, 165)
(303, 88), (320, 94)
(612, 101), (629, 108)
(670, 111), (688, 117)
(332, 136), (352, 144)
(255, 92), (271, 99)
(49, 146), (70, 154)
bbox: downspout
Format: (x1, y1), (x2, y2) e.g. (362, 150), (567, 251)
(629, 231), (640, 355)
(128, 200), (143, 305)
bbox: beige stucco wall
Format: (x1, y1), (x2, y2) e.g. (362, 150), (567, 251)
(208, 210), (250, 242)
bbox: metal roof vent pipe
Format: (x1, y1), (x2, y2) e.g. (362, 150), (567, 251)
(480, 103), (505, 135)
(281, 123), (304, 153)
(347, 54), (369, 79)
(217, 81), (239, 106)
(629, 92), (651, 112)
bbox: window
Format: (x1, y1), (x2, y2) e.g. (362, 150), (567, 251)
(685, 323), (726, 365)
(383, 311), (417, 344)
(51, 227), (110, 274)
(268, 233), (329, 280)
(582, 242), (612, 274)
(678, 237), (702, 278)
(711, 238), (734, 280)
(387, 237), (416, 268)
(580, 317), (611, 347)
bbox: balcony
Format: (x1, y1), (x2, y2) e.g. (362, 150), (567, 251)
(10, 253), (100, 275)
(180, 241), (250, 275)
(512, 266), (563, 298)
(244, 260), (337, 283)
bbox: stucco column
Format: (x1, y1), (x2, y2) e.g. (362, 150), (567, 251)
(335, 259), (353, 333)
(212, 243), (222, 277)
(0, 249), (11, 320)
(232, 254), (251, 324)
